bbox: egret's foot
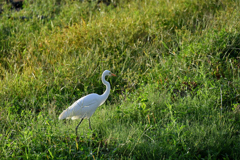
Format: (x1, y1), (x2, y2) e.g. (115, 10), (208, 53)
(76, 136), (79, 141)
(92, 132), (96, 137)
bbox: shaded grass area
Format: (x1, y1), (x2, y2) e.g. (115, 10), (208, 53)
(0, 0), (240, 159)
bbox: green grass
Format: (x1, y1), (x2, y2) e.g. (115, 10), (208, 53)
(0, 0), (240, 159)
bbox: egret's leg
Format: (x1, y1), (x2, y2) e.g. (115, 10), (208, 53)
(76, 118), (84, 136)
(88, 118), (92, 130)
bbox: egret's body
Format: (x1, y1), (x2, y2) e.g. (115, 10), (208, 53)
(59, 70), (116, 136)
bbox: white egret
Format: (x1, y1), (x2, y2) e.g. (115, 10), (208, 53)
(58, 70), (116, 136)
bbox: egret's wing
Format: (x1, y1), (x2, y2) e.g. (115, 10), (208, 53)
(59, 93), (100, 119)
(70, 101), (99, 120)
(72, 98), (98, 109)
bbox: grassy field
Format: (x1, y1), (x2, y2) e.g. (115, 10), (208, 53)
(0, 0), (240, 159)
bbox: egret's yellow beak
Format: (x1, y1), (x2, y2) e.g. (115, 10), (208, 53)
(111, 73), (117, 76)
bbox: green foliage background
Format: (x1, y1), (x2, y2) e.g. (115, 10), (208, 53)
(0, 0), (240, 159)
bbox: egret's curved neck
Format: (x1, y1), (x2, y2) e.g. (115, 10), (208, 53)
(100, 74), (110, 105)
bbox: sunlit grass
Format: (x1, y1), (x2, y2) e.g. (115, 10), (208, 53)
(0, 0), (240, 159)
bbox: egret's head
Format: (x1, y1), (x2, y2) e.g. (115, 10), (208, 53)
(103, 70), (116, 77)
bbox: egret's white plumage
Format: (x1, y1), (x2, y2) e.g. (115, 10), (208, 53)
(59, 93), (100, 120)
(58, 70), (116, 136)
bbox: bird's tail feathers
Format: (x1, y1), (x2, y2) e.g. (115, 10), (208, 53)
(59, 110), (69, 120)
